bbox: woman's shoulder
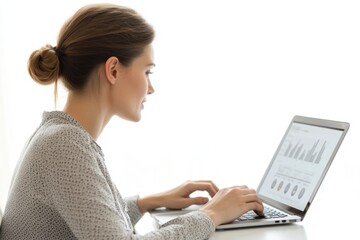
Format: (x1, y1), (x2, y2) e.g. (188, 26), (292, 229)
(23, 111), (102, 170)
(22, 111), (98, 165)
(39, 111), (92, 146)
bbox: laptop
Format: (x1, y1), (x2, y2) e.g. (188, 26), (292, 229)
(150, 115), (350, 230)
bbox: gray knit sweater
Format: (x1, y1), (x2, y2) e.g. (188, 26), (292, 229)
(0, 111), (215, 239)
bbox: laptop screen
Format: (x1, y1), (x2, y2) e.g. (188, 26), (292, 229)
(258, 120), (345, 212)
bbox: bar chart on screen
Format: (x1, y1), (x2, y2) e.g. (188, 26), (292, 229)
(283, 139), (326, 164)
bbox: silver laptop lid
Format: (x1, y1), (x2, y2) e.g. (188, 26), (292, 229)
(257, 115), (349, 219)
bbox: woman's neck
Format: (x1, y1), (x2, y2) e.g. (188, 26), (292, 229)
(63, 92), (111, 140)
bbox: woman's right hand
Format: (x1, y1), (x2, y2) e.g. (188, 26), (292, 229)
(199, 185), (264, 226)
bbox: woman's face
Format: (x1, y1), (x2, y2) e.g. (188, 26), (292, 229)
(110, 44), (155, 122)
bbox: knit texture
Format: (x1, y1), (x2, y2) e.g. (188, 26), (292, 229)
(0, 111), (215, 239)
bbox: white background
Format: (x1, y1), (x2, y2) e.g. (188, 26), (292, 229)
(1, 0), (360, 220)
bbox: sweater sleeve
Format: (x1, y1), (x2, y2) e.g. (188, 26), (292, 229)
(124, 195), (143, 226)
(124, 196), (216, 240)
(141, 211), (216, 240)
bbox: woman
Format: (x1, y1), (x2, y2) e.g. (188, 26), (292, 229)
(0, 4), (263, 239)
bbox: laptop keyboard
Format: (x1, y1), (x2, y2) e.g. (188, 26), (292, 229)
(238, 206), (288, 221)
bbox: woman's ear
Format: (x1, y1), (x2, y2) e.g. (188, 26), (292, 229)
(104, 56), (121, 85)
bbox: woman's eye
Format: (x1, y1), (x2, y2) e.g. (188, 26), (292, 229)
(146, 71), (153, 78)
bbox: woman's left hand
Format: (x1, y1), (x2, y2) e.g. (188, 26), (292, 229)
(137, 180), (219, 213)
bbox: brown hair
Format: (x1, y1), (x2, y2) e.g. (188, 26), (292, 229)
(28, 3), (154, 97)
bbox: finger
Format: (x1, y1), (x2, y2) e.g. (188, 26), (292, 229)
(185, 181), (219, 197)
(230, 185), (249, 189)
(190, 197), (210, 205)
(247, 202), (264, 216)
(239, 194), (264, 215)
(240, 194), (263, 205)
(190, 180), (220, 194)
(193, 180), (220, 192)
(237, 188), (256, 194)
(226, 187), (256, 198)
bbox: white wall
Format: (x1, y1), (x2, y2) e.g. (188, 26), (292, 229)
(0, 74), (9, 211)
(1, 0), (360, 211)
(0, 2), (8, 210)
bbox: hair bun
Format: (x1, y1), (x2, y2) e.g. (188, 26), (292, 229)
(28, 44), (60, 85)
